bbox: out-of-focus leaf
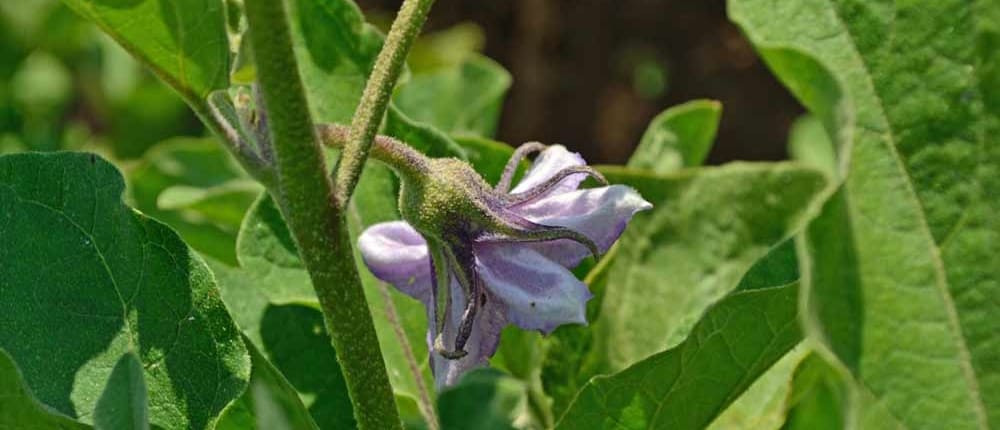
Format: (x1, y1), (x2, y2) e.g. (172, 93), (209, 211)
(0, 152), (250, 429)
(628, 99), (721, 172)
(438, 369), (527, 430)
(781, 353), (847, 430)
(128, 137), (259, 264)
(787, 114), (836, 178)
(94, 353), (149, 430)
(408, 22), (485, 73)
(732, 0), (1000, 428)
(216, 339), (321, 430)
(394, 54), (511, 138)
(61, 0), (229, 102)
(541, 164), (826, 417)
(556, 240), (804, 429)
(385, 104), (468, 160)
(0, 349), (89, 429)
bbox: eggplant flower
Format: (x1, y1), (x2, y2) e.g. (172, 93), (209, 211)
(358, 142), (651, 387)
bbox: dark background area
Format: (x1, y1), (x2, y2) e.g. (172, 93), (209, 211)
(362, 0), (805, 165)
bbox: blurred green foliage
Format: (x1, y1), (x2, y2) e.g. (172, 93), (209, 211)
(0, 0), (202, 158)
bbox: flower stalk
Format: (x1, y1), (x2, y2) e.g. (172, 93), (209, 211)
(333, 0), (436, 207)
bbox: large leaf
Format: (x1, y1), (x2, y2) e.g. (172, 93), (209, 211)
(731, 0), (1000, 428)
(628, 99), (721, 173)
(541, 164), (826, 418)
(556, 240), (804, 429)
(0, 349), (88, 429)
(0, 152), (250, 429)
(61, 0), (229, 102)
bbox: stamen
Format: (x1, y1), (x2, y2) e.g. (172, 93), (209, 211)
(504, 165), (608, 205)
(495, 142), (546, 193)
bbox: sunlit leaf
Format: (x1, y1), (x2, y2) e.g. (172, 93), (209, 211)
(394, 54), (511, 138)
(61, 0), (229, 102)
(628, 99), (721, 173)
(541, 164), (826, 417)
(0, 152), (250, 429)
(732, 0), (1000, 427)
(556, 240), (804, 429)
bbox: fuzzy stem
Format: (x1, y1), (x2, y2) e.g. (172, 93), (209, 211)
(332, 0), (436, 206)
(243, 0), (401, 428)
(317, 123), (430, 182)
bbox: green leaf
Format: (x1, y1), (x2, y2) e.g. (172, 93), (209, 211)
(731, 0), (1000, 427)
(787, 115), (836, 178)
(216, 339), (322, 430)
(128, 138), (261, 265)
(393, 54), (511, 138)
(781, 353), (848, 430)
(287, 0), (382, 124)
(210, 196), (355, 430)
(541, 163), (825, 417)
(61, 0), (229, 102)
(0, 152), (250, 429)
(94, 353), (149, 430)
(438, 369), (527, 430)
(706, 345), (808, 430)
(0, 349), (89, 429)
(556, 239), (804, 429)
(214, 167), (438, 428)
(451, 135), (520, 185)
(628, 99), (721, 172)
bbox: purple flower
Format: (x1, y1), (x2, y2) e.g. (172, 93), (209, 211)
(358, 143), (651, 387)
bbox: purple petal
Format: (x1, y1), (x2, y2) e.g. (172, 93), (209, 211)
(474, 243), (592, 334)
(357, 221), (432, 300)
(430, 281), (508, 388)
(509, 185), (653, 267)
(510, 145), (587, 196)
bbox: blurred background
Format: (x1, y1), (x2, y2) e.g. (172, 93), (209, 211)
(0, 0), (803, 165)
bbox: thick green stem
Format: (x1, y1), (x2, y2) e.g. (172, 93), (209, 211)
(332, 0), (436, 206)
(243, 0), (401, 429)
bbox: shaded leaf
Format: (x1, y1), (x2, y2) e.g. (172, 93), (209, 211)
(61, 0), (229, 102)
(216, 338), (321, 430)
(556, 240), (804, 429)
(628, 99), (721, 172)
(731, 0), (1000, 427)
(94, 353), (149, 430)
(211, 197), (355, 430)
(781, 353), (847, 430)
(706, 345), (808, 430)
(0, 349), (89, 430)
(0, 152), (250, 429)
(438, 369), (527, 430)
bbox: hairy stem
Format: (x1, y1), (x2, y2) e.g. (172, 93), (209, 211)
(332, 0), (436, 207)
(243, 0), (400, 428)
(317, 123), (430, 182)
